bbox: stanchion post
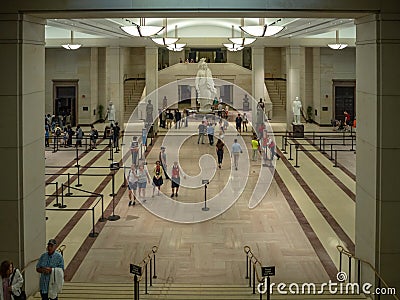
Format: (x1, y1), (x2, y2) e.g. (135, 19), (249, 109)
(75, 165), (82, 187)
(109, 172), (116, 196)
(145, 264), (148, 294)
(248, 261), (251, 287)
(288, 144), (293, 160)
(351, 135), (355, 151)
(65, 173), (73, 196)
(294, 145), (299, 168)
(89, 207), (99, 237)
(150, 260), (153, 287)
(108, 172), (120, 221)
(99, 195), (106, 222)
(266, 276), (271, 300)
(322, 137), (326, 154)
(330, 144), (333, 160)
(134, 275), (139, 300)
(246, 255), (249, 279)
(283, 136), (287, 154)
(75, 147), (79, 167)
(53, 182), (60, 207)
(59, 184), (67, 208)
(153, 252), (157, 279)
(319, 136), (322, 151)
(201, 181), (209, 211)
(312, 131), (315, 145)
(334, 150), (338, 167)
(252, 264), (256, 294)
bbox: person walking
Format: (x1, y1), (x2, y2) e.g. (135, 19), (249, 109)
(137, 163), (151, 200)
(174, 109), (182, 129)
(235, 113), (243, 134)
(36, 239), (64, 300)
(112, 122), (120, 152)
(89, 125), (98, 150)
(159, 146), (169, 180)
(215, 138), (225, 169)
(0, 260), (24, 300)
(152, 161), (164, 197)
(130, 136), (139, 166)
(197, 121), (206, 144)
(267, 135), (280, 161)
(231, 139), (243, 171)
(207, 123), (215, 145)
(75, 125), (83, 147)
(170, 161), (185, 197)
(242, 112), (248, 132)
(251, 136), (259, 161)
(127, 164), (138, 206)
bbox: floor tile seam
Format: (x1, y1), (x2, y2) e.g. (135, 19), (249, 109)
(45, 142), (112, 206)
(292, 141), (355, 202)
(64, 136), (159, 281)
(277, 148), (355, 254)
(303, 137), (356, 181)
(273, 170), (338, 280)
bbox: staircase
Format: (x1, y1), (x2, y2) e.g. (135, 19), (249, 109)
(265, 79), (286, 121)
(29, 282), (368, 300)
(124, 78), (146, 123)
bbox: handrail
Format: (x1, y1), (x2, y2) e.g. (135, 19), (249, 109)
(138, 245), (158, 281)
(337, 245), (399, 300)
(132, 246), (159, 300)
(20, 245), (66, 274)
(243, 245), (264, 297)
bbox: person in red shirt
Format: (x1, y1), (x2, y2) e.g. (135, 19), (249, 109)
(170, 161), (186, 197)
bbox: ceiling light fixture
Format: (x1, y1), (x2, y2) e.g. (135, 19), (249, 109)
(223, 43), (244, 52)
(228, 22), (256, 46)
(327, 30), (348, 50)
(152, 18), (179, 46)
(61, 31), (82, 50)
(240, 18), (284, 37)
(121, 18), (164, 37)
(167, 43), (186, 51)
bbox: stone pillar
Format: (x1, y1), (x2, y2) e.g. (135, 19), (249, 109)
(0, 14), (46, 294)
(145, 47), (159, 131)
(356, 13), (400, 292)
(106, 47), (124, 125)
(90, 48), (99, 123)
(286, 46), (303, 129)
(252, 47), (265, 124)
(191, 86), (197, 108)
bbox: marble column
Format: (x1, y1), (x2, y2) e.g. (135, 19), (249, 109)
(0, 14), (46, 294)
(145, 47), (159, 131)
(106, 47), (124, 125)
(285, 46), (303, 129)
(355, 13), (400, 292)
(252, 47), (265, 124)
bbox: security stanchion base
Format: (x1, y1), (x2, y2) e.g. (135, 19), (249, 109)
(99, 217), (107, 222)
(53, 203), (61, 207)
(59, 204), (67, 208)
(294, 165), (300, 168)
(201, 207), (209, 211)
(75, 184), (82, 187)
(65, 193), (73, 196)
(75, 164), (80, 167)
(89, 232), (99, 238)
(108, 215), (120, 221)
(109, 193), (116, 196)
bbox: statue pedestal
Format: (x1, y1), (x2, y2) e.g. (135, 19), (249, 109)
(292, 123), (304, 138)
(243, 101), (249, 111)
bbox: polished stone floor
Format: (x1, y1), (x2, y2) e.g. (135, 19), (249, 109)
(44, 120), (356, 285)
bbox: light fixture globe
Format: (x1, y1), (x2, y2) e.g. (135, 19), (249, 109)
(228, 37), (256, 46)
(61, 44), (82, 50)
(121, 25), (164, 37)
(327, 43), (348, 50)
(167, 43), (186, 51)
(223, 43), (244, 52)
(152, 37), (179, 46)
(240, 24), (284, 37)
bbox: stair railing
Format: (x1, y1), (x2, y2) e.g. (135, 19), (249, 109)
(337, 245), (398, 300)
(133, 245), (158, 300)
(244, 245), (269, 300)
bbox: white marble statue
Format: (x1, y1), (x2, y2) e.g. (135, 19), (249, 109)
(292, 96), (302, 125)
(195, 58), (216, 113)
(107, 101), (116, 126)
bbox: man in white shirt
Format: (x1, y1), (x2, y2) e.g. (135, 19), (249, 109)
(231, 139), (243, 171)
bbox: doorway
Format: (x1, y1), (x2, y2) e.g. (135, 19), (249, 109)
(178, 85), (192, 107)
(333, 80), (356, 122)
(53, 80), (78, 127)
